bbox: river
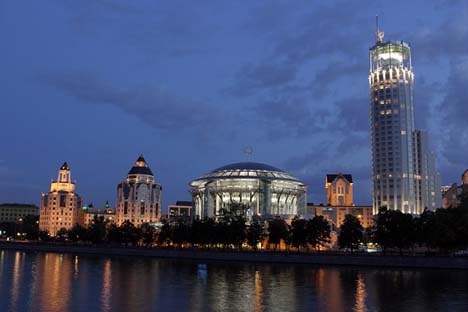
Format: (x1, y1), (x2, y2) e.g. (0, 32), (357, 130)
(0, 250), (467, 311)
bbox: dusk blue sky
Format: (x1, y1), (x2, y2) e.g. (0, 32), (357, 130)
(1, 1), (467, 210)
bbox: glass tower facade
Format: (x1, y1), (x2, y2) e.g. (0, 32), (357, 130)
(369, 35), (420, 214)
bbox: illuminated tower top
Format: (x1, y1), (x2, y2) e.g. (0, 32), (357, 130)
(370, 18), (412, 73)
(50, 162), (76, 193)
(126, 154), (154, 183)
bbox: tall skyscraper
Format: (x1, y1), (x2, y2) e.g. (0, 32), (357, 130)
(116, 155), (162, 226)
(414, 130), (441, 210)
(39, 162), (85, 236)
(369, 21), (440, 214)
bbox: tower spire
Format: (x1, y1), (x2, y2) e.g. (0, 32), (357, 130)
(375, 15), (384, 43)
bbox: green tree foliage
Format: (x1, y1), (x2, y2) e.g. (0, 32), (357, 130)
(268, 217), (288, 250)
(119, 221), (141, 247)
(21, 215), (39, 240)
(157, 221), (172, 246)
(290, 217), (308, 251)
(56, 228), (68, 241)
(306, 216), (331, 250)
(338, 214), (363, 252)
(68, 224), (88, 242)
(38, 230), (51, 241)
(246, 220), (264, 250)
(375, 208), (416, 254)
(172, 221), (191, 247)
(141, 223), (156, 247)
(219, 205), (247, 249)
(88, 216), (108, 244)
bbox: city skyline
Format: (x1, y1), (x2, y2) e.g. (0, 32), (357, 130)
(1, 1), (467, 209)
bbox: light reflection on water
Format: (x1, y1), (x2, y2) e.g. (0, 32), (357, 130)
(0, 250), (468, 312)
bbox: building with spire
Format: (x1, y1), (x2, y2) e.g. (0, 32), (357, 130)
(115, 155), (162, 226)
(39, 162), (85, 236)
(369, 18), (440, 214)
(325, 174), (353, 206)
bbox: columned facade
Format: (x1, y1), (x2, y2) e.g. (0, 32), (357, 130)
(190, 162), (307, 221)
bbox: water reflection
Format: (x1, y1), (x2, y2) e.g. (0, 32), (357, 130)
(0, 250), (468, 312)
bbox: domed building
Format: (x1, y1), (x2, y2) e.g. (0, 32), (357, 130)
(189, 162), (307, 220)
(116, 155), (162, 226)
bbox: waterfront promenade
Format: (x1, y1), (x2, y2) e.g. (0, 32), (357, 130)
(1, 242), (468, 270)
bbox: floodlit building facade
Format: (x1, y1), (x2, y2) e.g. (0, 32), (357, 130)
(0, 204), (38, 223)
(414, 130), (441, 210)
(39, 162), (85, 236)
(116, 155), (162, 226)
(167, 201), (192, 223)
(369, 24), (440, 214)
(326, 174), (353, 206)
(442, 169), (468, 208)
(189, 162), (307, 221)
(83, 201), (115, 226)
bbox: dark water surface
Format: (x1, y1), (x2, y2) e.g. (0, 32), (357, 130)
(0, 250), (468, 312)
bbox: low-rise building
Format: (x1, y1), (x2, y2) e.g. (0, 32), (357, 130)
(306, 204), (374, 229)
(442, 169), (468, 209)
(167, 201), (192, 223)
(0, 204), (39, 223)
(83, 201), (116, 226)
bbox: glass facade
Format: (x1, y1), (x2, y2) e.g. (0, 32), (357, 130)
(369, 36), (441, 214)
(369, 40), (419, 214)
(190, 162), (307, 221)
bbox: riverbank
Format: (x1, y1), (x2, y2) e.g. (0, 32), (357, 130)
(1, 241), (468, 269)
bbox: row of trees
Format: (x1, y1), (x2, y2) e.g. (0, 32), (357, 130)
(3, 195), (468, 254)
(338, 194), (468, 254)
(33, 212), (333, 251)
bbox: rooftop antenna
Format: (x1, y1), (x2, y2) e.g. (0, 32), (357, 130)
(243, 146), (253, 161)
(376, 15), (384, 43)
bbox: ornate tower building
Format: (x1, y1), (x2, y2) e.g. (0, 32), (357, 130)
(39, 162), (85, 236)
(116, 155), (162, 226)
(326, 174), (353, 206)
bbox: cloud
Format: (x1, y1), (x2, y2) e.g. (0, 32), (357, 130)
(229, 61), (298, 97)
(42, 71), (226, 136)
(438, 57), (468, 166)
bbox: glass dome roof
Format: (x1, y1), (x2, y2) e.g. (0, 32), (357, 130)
(192, 162), (305, 184)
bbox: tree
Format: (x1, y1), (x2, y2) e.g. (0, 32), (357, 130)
(290, 217), (308, 251)
(38, 230), (51, 241)
(338, 214), (363, 252)
(157, 221), (172, 246)
(56, 228), (68, 241)
(375, 208), (416, 254)
(172, 221), (190, 248)
(107, 224), (122, 245)
(119, 221), (141, 247)
(141, 223), (156, 247)
(219, 203), (247, 249)
(68, 224), (88, 242)
(88, 215), (107, 244)
(306, 216), (331, 250)
(268, 217), (288, 250)
(247, 220), (264, 250)
(21, 215), (39, 240)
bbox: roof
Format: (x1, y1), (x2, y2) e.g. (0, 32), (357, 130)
(212, 162), (284, 172)
(326, 174), (353, 183)
(175, 201), (192, 206)
(128, 154), (153, 176)
(60, 162), (70, 171)
(191, 162), (305, 184)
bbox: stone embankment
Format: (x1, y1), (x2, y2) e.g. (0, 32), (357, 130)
(1, 242), (468, 269)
